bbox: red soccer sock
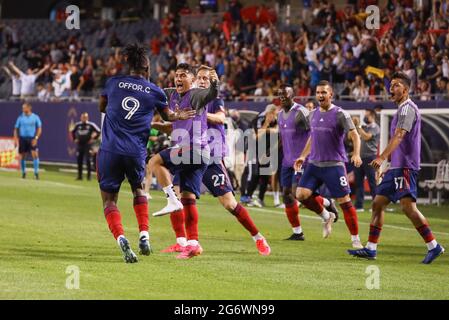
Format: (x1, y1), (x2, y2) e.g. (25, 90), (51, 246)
(301, 196), (324, 215)
(104, 205), (124, 240)
(181, 198), (199, 241)
(133, 196), (149, 233)
(340, 201), (359, 236)
(284, 201), (301, 228)
(313, 195), (325, 207)
(170, 209), (186, 238)
(231, 203), (259, 236)
(416, 224), (435, 243)
(368, 224), (382, 244)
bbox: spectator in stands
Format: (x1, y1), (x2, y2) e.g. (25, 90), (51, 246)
(70, 64), (82, 100)
(2, 65), (21, 99)
(8, 61), (49, 98)
(435, 77), (449, 100)
(352, 75), (369, 102)
(36, 83), (51, 102)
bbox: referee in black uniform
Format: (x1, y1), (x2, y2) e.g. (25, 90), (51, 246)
(71, 112), (100, 180)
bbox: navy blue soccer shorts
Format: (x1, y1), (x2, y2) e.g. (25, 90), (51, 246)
(376, 168), (418, 203)
(19, 137), (38, 154)
(173, 160), (233, 197)
(159, 147), (209, 198)
(298, 163), (351, 198)
(97, 149), (145, 194)
(280, 165), (301, 189)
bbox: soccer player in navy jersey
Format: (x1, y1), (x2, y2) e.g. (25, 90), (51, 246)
(153, 65), (271, 257)
(97, 44), (195, 263)
(348, 72), (444, 263)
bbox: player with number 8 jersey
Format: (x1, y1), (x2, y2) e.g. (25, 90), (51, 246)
(294, 80), (363, 248)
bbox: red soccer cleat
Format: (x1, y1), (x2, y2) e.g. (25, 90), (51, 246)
(175, 244), (203, 259)
(160, 243), (185, 253)
(256, 238), (271, 256)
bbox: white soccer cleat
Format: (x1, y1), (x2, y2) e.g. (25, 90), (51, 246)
(352, 239), (364, 249)
(152, 200), (183, 217)
(322, 212), (336, 238)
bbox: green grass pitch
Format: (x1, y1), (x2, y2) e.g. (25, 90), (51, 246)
(0, 169), (448, 300)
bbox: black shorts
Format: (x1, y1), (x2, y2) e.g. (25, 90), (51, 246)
(19, 137), (38, 154)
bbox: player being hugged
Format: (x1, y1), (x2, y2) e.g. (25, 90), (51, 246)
(348, 72), (445, 263)
(97, 44), (195, 263)
(148, 63), (219, 259)
(294, 80), (363, 248)
(153, 65), (271, 257)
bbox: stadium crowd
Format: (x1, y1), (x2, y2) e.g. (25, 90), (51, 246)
(1, 0), (449, 101)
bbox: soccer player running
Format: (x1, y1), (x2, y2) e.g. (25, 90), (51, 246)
(294, 81), (363, 248)
(14, 102), (42, 179)
(277, 84), (338, 241)
(348, 72), (445, 263)
(97, 44), (195, 263)
(154, 65), (271, 256)
(149, 63), (219, 259)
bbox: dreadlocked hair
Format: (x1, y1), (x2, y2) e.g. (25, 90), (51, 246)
(122, 43), (148, 72)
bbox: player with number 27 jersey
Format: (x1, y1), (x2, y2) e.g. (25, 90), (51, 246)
(100, 75), (168, 160)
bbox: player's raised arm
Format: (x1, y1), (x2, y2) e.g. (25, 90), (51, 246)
(189, 70), (219, 111)
(207, 101), (226, 125)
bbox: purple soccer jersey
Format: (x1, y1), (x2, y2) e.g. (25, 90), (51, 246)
(309, 104), (354, 163)
(207, 98), (227, 158)
(390, 99), (421, 170)
(167, 90), (209, 149)
(278, 103), (310, 167)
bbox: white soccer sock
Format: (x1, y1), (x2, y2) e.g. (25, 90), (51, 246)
(116, 235), (125, 246)
(252, 233), (264, 241)
(426, 240), (438, 250)
(322, 198), (331, 207)
(366, 241), (377, 251)
(188, 239), (199, 246)
(351, 235), (360, 242)
(293, 226), (303, 234)
(177, 237), (188, 247)
(320, 208), (330, 222)
(273, 191), (280, 205)
(139, 231), (149, 240)
(163, 184), (179, 203)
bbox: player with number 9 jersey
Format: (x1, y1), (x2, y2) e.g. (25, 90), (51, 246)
(100, 76), (168, 159)
(96, 44), (196, 264)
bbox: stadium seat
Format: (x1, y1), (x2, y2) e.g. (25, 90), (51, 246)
(423, 160), (448, 206)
